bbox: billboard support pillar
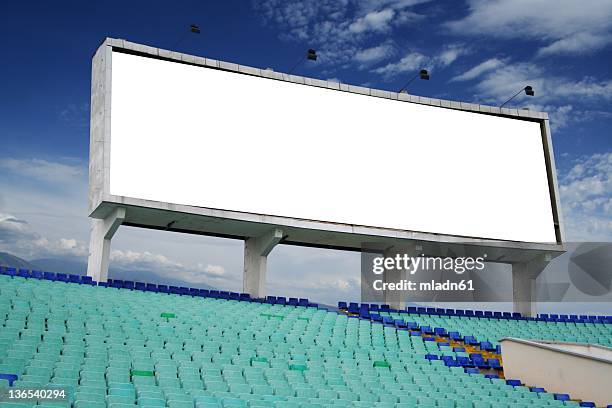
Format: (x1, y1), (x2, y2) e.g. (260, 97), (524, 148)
(243, 228), (284, 298)
(512, 254), (551, 317)
(383, 244), (422, 310)
(86, 207), (126, 283)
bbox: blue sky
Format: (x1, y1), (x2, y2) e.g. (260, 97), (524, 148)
(0, 0), (610, 310)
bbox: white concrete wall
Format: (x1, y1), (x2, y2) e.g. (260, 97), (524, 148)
(500, 338), (612, 407)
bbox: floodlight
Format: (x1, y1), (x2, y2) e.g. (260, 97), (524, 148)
(501, 86), (535, 108)
(398, 69), (430, 93)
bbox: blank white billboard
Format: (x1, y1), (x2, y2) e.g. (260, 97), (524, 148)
(109, 51), (556, 243)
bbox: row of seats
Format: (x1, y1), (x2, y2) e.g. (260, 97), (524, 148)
(0, 267), (315, 308)
(365, 311), (612, 348)
(339, 302), (612, 324)
(1, 274), (601, 407)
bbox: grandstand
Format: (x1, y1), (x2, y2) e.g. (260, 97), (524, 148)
(1, 269), (610, 407)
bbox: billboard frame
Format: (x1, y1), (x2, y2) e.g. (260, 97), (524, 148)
(87, 38), (565, 315)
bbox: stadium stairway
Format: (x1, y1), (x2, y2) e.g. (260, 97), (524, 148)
(0, 267), (610, 407)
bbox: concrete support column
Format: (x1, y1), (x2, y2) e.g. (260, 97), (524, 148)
(512, 254), (551, 317)
(383, 244), (422, 311)
(86, 207), (126, 282)
(243, 228), (283, 298)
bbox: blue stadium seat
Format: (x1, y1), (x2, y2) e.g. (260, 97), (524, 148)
(449, 332), (462, 341)
(424, 354), (438, 360)
(464, 368), (479, 374)
(531, 387), (546, 393)
(110, 279), (123, 288)
(455, 309), (465, 316)
(484, 374), (499, 379)
(0, 373), (18, 386)
(464, 336), (478, 345)
(457, 357), (472, 367)
(56, 273), (69, 282)
(298, 298), (309, 307)
(554, 394), (570, 401)
(188, 288), (199, 296)
(97, 281), (108, 287)
(579, 402), (596, 407)
(68, 274), (81, 283)
(18, 268), (30, 278)
(81, 275), (93, 284)
(276, 296), (287, 305)
(488, 358), (501, 369)
(474, 310), (484, 317)
(145, 283), (158, 292)
(464, 310), (474, 317)
(288, 297), (298, 306)
(417, 307), (427, 314)
(434, 327), (447, 336)
(135, 282), (146, 291)
(407, 306), (417, 313)
(338, 301), (347, 309)
(506, 379), (521, 386)
(239, 293), (250, 301)
(31, 270), (43, 279)
(169, 285), (180, 294)
(199, 289), (210, 297)
(157, 285), (169, 293)
(123, 280), (135, 289)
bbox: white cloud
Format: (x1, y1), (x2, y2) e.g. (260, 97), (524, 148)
(0, 212), (87, 259)
(254, 0), (431, 69)
(354, 42), (395, 64)
(538, 32), (612, 57)
(349, 9), (395, 34)
(450, 58), (505, 82)
(110, 248), (236, 286)
(0, 158), (85, 185)
(372, 52), (426, 78)
(371, 45), (467, 80)
(559, 153), (612, 241)
(436, 44), (467, 67)
(202, 264), (226, 277)
(468, 61), (612, 105)
(445, 0), (612, 56)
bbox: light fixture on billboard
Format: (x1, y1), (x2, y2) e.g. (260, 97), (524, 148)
(288, 49), (318, 75)
(172, 24), (201, 49)
(500, 86), (534, 108)
(398, 69), (429, 93)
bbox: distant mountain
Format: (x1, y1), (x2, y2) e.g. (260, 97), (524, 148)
(31, 257), (87, 275)
(2, 251), (216, 290)
(0, 252), (38, 269)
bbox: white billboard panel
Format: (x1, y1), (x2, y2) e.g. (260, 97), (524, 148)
(108, 51), (556, 243)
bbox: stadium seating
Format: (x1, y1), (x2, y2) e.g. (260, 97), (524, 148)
(339, 303), (612, 349)
(0, 272), (608, 407)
